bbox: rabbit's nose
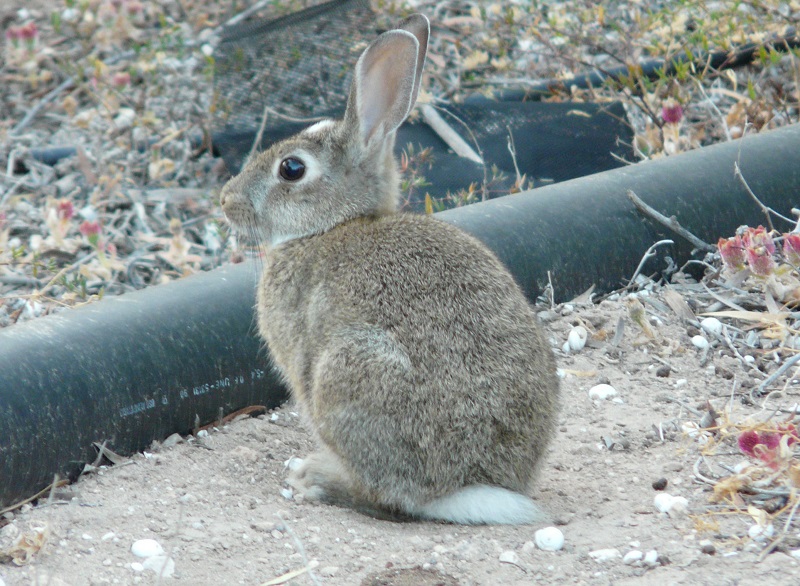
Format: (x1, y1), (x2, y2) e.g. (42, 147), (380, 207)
(219, 188), (228, 207)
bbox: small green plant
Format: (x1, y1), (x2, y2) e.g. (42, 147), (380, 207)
(398, 143), (433, 209)
(59, 272), (89, 300)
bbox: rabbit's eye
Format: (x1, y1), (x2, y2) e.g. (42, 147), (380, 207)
(279, 157), (306, 181)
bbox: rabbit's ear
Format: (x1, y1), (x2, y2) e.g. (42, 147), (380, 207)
(396, 14), (429, 110)
(346, 17), (428, 145)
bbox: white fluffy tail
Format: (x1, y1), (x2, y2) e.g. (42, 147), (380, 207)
(412, 485), (543, 525)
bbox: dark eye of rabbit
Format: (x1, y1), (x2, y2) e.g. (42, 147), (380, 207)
(279, 157), (306, 181)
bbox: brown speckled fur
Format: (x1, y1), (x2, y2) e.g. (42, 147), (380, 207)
(220, 14), (560, 523)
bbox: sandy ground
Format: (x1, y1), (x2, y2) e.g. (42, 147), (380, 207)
(3, 1), (800, 585)
(3, 292), (800, 586)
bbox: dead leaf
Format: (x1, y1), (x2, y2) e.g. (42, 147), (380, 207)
(569, 284), (596, 305)
(789, 464), (800, 488)
(703, 310), (789, 326)
(148, 158), (176, 180)
(663, 288), (696, 322)
(711, 474), (747, 503)
(462, 50), (489, 71)
(0, 523), (49, 566)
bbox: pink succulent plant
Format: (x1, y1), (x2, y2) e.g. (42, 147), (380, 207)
(112, 71), (131, 87)
(783, 233), (800, 266)
(57, 199), (74, 221)
(741, 226), (776, 276)
(5, 22), (38, 51)
(79, 220), (102, 248)
(738, 424), (799, 470)
(718, 235), (746, 271)
(661, 99), (684, 125)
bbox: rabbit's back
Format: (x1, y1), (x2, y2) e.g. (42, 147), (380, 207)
(259, 213), (559, 507)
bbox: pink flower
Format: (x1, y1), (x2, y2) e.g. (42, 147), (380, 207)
(18, 22), (38, 41)
(738, 424), (799, 470)
(718, 235), (746, 271)
(742, 226), (776, 254)
(661, 99), (683, 125)
(80, 220), (102, 247)
(783, 233), (800, 266)
(57, 199), (74, 221)
(112, 71), (131, 88)
(6, 23), (38, 51)
(18, 22), (38, 50)
(5, 26), (21, 44)
(742, 226), (776, 276)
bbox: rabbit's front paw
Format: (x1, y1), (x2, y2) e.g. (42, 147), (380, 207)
(286, 451), (350, 503)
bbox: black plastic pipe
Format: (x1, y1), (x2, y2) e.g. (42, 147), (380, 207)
(0, 265), (287, 507)
(439, 123), (799, 301)
(1, 123), (799, 507)
(29, 34), (800, 167)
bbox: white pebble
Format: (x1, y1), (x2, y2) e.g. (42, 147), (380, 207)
(622, 550), (643, 565)
(21, 301), (43, 320)
(748, 523), (774, 540)
(653, 492), (688, 514)
(318, 566), (338, 577)
(653, 493), (674, 512)
(101, 532), (115, 542)
(62, 7), (79, 22)
(691, 335), (709, 349)
(280, 488), (294, 500)
(534, 526), (564, 551)
(196, 429), (209, 438)
(588, 384), (617, 400)
(790, 549), (800, 559)
(142, 555), (175, 578)
(131, 539), (164, 559)
(674, 378), (688, 388)
(744, 355), (755, 365)
(567, 326), (588, 352)
(82, 533), (93, 540)
(643, 550), (660, 567)
(499, 550), (519, 565)
(284, 457), (304, 471)
(589, 548), (621, 562)
(113, 108), (136, 131)
(130, 562), (144, 572)
(700, 317), (723, 336)
(681, 421), (700, 437)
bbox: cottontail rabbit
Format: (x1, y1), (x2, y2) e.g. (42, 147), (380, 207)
(220, 14), (559, 524)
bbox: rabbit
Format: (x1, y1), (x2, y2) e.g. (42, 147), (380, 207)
(219, 13), (560, 525)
